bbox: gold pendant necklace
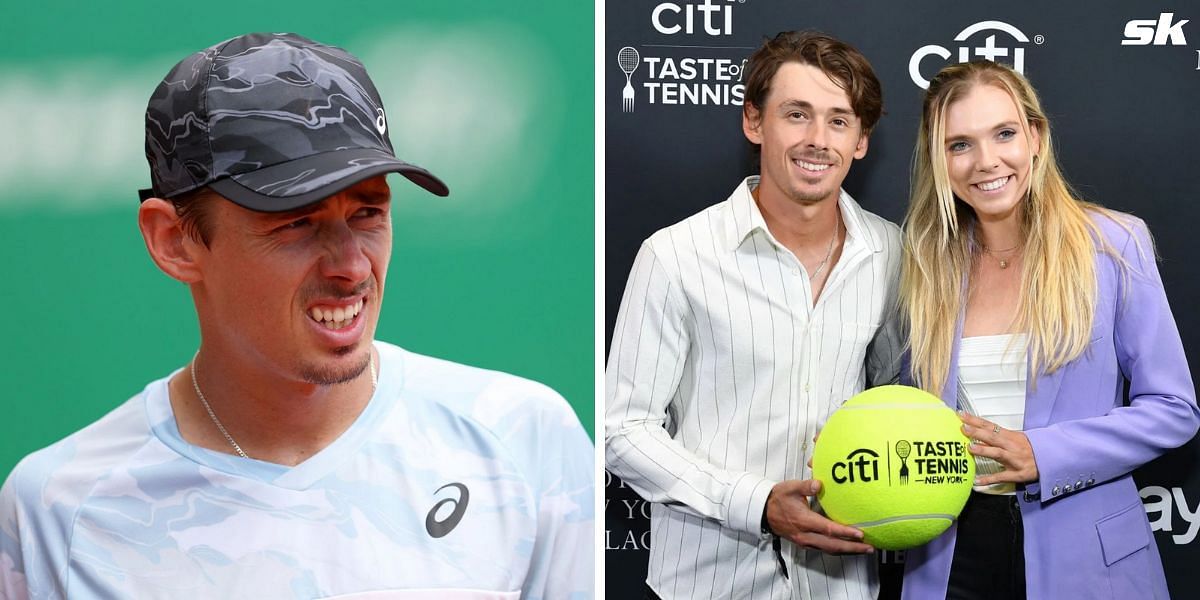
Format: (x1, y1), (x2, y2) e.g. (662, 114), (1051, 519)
(982, 243), (1020, 270)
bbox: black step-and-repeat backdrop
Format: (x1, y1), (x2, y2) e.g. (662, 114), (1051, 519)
(605, 1), (1200, 597)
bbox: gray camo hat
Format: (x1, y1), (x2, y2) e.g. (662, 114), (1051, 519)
(139, 32), (449, 211)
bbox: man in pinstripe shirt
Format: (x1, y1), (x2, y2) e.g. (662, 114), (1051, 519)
(606, 31), (902, 600)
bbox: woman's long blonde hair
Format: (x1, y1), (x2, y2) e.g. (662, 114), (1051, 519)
(901, 60), (1131, 393)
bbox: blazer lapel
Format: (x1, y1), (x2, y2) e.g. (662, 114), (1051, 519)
(941, 312), (965, 409)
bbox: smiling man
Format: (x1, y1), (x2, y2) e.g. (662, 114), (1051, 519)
(605, 31), (900, 599)
(0, 33), (592, 600)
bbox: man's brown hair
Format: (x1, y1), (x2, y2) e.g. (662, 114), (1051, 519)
(170, 187), (218, 246)
(743, 31), (883, 133)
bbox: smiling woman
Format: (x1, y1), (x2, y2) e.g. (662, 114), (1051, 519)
(899, 60), (1199, 600)
(941, 86), (1038, 226)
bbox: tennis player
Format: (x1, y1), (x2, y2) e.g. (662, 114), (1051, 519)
(0, 32), (593, 600)
(606, 30), (901, 600)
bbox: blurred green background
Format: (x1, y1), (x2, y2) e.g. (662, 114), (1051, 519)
(0, 0), (595, 480)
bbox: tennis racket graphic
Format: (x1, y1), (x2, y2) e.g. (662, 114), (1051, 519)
(618, 46), (640, 113)
(895, 440), (912, 484)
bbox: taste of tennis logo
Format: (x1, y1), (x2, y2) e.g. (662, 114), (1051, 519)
(832, 441), (970, 486)
(618, 47), (641, 113)
(617, 0), (750, 112)
(902, 440), (970, 485)
(616, 46), (748, 112)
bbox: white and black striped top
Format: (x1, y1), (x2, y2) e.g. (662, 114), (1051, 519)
(606, 177), (903, 600)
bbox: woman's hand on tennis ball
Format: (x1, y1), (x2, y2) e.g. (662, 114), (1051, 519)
(959, 412), (1040, 484)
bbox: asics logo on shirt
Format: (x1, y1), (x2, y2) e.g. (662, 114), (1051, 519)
(425, 482), (470, 538)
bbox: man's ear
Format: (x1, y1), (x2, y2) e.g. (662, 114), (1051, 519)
(854, 129), (869, 160)
(138, 198), (203, 283)
(743, 104), (764, 145)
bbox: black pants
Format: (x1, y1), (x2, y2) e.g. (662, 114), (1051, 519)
(946, 492), (1027, 600)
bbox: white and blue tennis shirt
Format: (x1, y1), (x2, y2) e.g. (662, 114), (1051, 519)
(0, 341), (594, 599)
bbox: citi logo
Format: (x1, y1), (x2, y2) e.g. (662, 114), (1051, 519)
(831, 448), (880, 484)
(1122, 13), (1189, 46)
(652, 0), (739, 36)
(909, 20), (1041, 89)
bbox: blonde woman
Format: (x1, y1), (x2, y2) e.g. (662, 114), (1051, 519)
(899, 60), (1199, 600)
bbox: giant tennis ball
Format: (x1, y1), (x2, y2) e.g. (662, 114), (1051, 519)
(811, 385), (974, 550)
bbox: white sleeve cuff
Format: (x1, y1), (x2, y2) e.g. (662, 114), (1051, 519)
(726, 474), (777, 537)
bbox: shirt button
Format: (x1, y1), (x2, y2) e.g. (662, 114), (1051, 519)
(1064, 484), (1073, 493)
(1075, 480), (1084, 489)
(792, 268), (801, 277)
(1086, 478), (1095, 486)
(1052, 486), (1061, 496)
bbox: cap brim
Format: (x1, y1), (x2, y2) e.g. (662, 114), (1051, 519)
(208, 147), (449, 212)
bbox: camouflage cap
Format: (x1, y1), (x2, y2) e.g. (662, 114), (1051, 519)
(139, 32), (448, 211)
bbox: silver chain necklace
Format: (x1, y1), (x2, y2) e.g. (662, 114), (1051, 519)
(810, 208), (840, 281)
(189, 351), (378, 459)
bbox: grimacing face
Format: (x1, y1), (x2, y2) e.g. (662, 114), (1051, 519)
(192, 175), (392, 386)
(942, 84), (1039, 225)
(743, 61), (868, 207)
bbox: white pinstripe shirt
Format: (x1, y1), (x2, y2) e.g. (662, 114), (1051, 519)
(606, 177), (902, 600)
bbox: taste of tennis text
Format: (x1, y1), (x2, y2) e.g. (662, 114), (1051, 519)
(910, 441), (971, 484)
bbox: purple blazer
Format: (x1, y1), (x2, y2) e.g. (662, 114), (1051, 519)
(901, 214), (1200, 600)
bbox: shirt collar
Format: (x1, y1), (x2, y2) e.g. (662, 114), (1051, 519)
(725, 175), (884, 254)
(725, 176), (770, 251)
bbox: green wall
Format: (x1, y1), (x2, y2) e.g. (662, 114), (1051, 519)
(0, 0), (595, 480)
